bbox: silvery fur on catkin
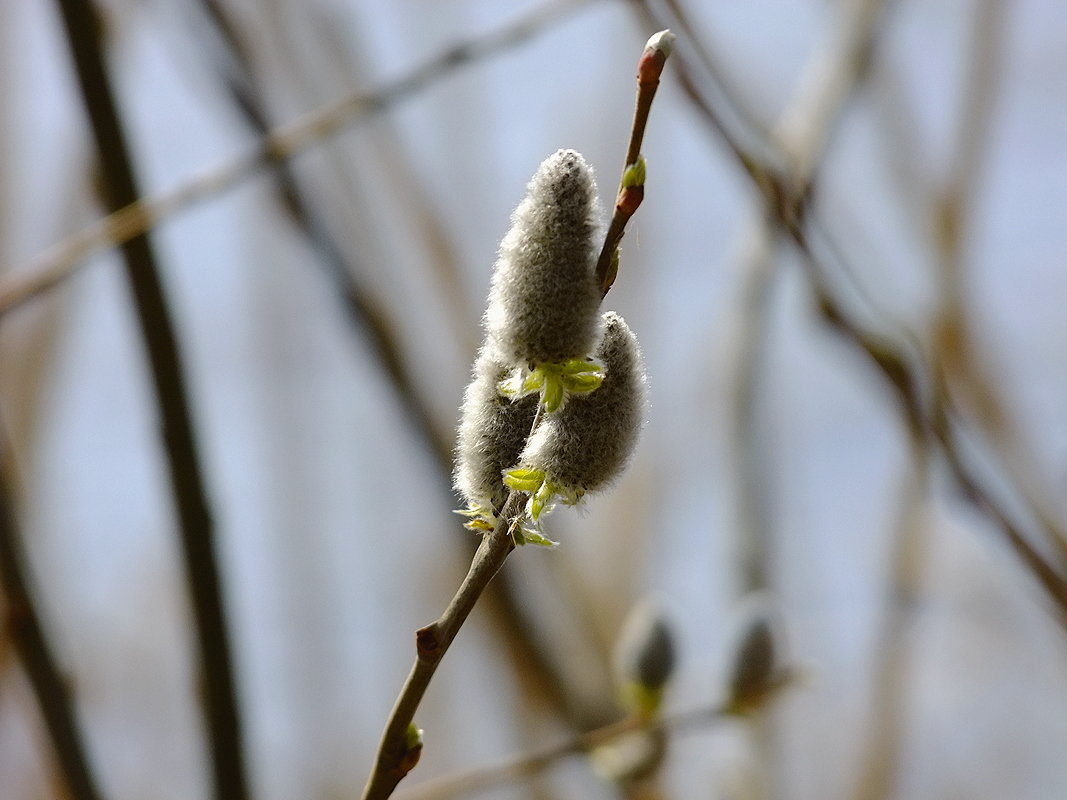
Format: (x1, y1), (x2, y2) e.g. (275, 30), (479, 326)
(484, 149), (604, 367)
(454, 347), (539, 511)
(520, 312), (646, 493)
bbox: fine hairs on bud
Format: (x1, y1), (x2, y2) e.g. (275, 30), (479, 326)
(520, 312), (646, 497)
(454, 348), (539, 512)
(485, 149), (603, 366)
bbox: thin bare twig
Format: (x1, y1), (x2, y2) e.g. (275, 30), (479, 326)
(0, 427), (103, 800)
(855, 8), (1006, 797)
(360, 33), (674, 799)
(635, 1), (1067, 628)
(596, 31), (676, 295)
(52, 3), (250, 799)
(396, 702), (730, 800)
(723, 0), (887, 589)
(0, 0), (597, 317)
(852, 436), (928, 800)
(362, 492), (522, 800)
(930, 1), (1067, 559)
(700, 3), (888, 797)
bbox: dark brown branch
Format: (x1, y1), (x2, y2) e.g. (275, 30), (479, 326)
(51, 3), (250, 799)
(0, 432), (103, 800)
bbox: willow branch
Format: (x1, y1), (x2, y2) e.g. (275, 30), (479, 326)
(396, 702), (730, 800)
(360, 492), (523, 800)
(0, 429), (103, 800)
(52, 3), (250, 798)
(930, 1), (1067, 559)
(709, 4), (888, 796)
(596, 31), (676, 295)
(854, 8), (1006, 798)
(851, 435), (928, 800)
(725, 0), (887, 594)
(362, 32), (673, 797)
(0, 0), (597, 317)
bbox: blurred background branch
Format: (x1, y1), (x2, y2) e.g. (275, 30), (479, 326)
(51, 1), (250, 798)
(639, 0), (1067, 626)
(0, 0), (596, 316)
(0, 421), (103, 800)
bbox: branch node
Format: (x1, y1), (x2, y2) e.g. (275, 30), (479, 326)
(415, 625), (444, 660)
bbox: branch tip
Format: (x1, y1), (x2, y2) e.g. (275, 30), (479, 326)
(644, 29), (676, 58)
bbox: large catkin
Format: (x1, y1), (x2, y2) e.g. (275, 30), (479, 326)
(520, 312), (646, 494)
(453, 347), (539, 511)
(485, 149), (603, 366)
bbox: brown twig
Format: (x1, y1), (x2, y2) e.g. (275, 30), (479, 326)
(0, 429), (103, 800)
(0, 0), (598, 318)
(929, 1), (1067, 560)
(724, 0), (887, 590)
(361, 492), (522, 800)
(396, 703), (730, 800)
(704, 3), (888, 795)
(52, 3), (250, 799)
(852, 436), (928, 800)
(596, 31), (676, 295)
(657, 0), (770, 140)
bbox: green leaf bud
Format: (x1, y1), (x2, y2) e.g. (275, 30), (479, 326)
(485, 149), (604, 366)
(519, 312), (646, 499)
(513, 521), (559, 548)
(454, 349), (538, 512)
(621, 156), (647, 189)
(399, 722), (424, 773)
(499, 359), (605, 414)
(502, 467), (546, 494)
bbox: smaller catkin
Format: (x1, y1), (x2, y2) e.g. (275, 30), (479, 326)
(614, 598), (677, 696)
(454, 347), (539, 511)
(485, 149), (603, 366)
(520, 312), (645, 495)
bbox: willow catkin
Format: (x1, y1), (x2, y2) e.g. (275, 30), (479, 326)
(485, 149), (603, 367)
(453, 347), (539, 511)
(519, 312), (646, 495)
(614, 598), (677, 696)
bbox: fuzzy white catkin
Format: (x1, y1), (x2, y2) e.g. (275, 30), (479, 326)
(520, 311), (646, 494)
(454, 348), (539, 511)
(485, 149), (603, 366)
